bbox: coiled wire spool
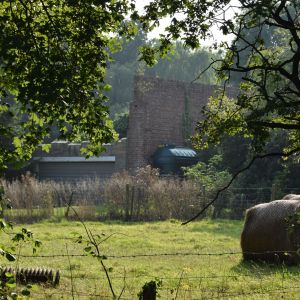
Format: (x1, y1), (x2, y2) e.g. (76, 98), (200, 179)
(1, 267), (60, 286)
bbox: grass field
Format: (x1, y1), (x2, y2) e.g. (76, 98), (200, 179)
(1, 218), (300, 299)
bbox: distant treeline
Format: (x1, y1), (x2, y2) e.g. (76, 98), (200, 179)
(106, 26), (220, 117)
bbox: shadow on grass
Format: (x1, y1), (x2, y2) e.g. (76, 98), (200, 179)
(190, 219), (243, 239)
(232, 259), (300, 278)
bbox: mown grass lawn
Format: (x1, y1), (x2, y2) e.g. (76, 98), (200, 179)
(1, 219), (300, 299)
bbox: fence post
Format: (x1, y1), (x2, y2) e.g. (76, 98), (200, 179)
(139, 281), (157, 300)
(130, 185), (135, 220)
(271, 184), (277, 201)
(202, 185), (206, 203)
(136, 187), (141, 220)
(64, 192), (74, 218)
(125, 184), (130, 221)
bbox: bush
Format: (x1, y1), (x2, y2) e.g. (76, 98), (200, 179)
(103, 166), (207, 221)
(0, 167), (209, 222)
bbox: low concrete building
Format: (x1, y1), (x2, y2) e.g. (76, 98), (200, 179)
(31, 138), (127, 181)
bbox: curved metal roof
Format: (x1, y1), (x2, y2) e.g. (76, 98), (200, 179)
(154, 145), (197, 158)
(168, 148), (197, 157)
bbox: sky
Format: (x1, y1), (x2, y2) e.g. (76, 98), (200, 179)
(135, 0), (239, 47)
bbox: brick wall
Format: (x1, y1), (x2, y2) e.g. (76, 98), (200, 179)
(127, 76), (236, 171)
(30, 76), (236, 177)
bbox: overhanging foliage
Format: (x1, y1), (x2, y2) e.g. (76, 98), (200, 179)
(0, 0), (135, 172)
(138, 0), (300, 157)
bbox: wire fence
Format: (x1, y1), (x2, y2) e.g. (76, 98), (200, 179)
(3, 184), (300, 223)
(2, 177), (300, 298)
(15, 250), (300, 258)
(3, 248), (300, 299)
(206, 186), (300, 219)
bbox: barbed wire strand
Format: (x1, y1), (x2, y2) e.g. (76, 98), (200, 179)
(29, 284), (300, 300)
(64, 271), (299, 281)
(11, 249), (300, 258)
(5, 250), (300, 299)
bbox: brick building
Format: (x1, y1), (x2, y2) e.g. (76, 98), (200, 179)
(127, 76), (236, 171)
(8, 76), (235, 180)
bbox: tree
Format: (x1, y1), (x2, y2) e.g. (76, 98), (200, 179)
(106, 36), (218, 117)
(144, 41), (219, 84)
(0, 1), (222, 174)
(113, 112), (128, 139)
(0, 0), (136, 173)
(138, 0), (300, 157)
(184, 154), (231, 194)
(3, 0), (300, 177)
(134, 0), (300, 222)
(105, 24), (148, 116)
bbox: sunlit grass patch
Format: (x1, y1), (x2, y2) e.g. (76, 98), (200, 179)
(0, 219), (299, 299)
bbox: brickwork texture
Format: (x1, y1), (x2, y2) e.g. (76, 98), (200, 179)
(127, 76), (236, 171)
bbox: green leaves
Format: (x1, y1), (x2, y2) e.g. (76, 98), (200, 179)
(192, 94), (247, 150)
(21, 289), (31, 296)
(139, 46), (158, 66)
(12, 137), (22, 150)
(84, 246), (92, 253)
(184, 154), (231, 193)
(0, 248), (16, 262)
(41, 144), (51, 153)
(0, 0), (136, 172)
(5, 275), (16, 289)
(133, 0), (300, 158)
(5, 252), (16, 262)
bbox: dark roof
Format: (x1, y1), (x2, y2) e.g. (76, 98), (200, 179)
(168, 148), (197, 157)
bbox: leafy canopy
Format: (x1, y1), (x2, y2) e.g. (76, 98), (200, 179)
(184, 154), (231, 193)
(2, 0), (300, 174)
(0, 0), (135, 172)
(137, 0), (300, 157)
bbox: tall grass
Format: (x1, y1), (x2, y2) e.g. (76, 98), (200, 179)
(0, 167), (208, 223)
(104, 166), (206, 220)
(2, 220), (299, 299)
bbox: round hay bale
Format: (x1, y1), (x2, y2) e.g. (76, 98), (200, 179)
(282, 194), (300, 200)
(241, 199), (300, 264)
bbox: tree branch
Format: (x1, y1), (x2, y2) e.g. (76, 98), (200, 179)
(182, 147), (300, 225)
(191, 59), (223, 83)
(249, 121), (300, 130)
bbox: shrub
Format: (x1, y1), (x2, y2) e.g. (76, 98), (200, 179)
(103, 166), (206, 221)
(1, 167), (209, 222)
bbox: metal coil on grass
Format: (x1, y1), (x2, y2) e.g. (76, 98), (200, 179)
(1, 267), (60, 286)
